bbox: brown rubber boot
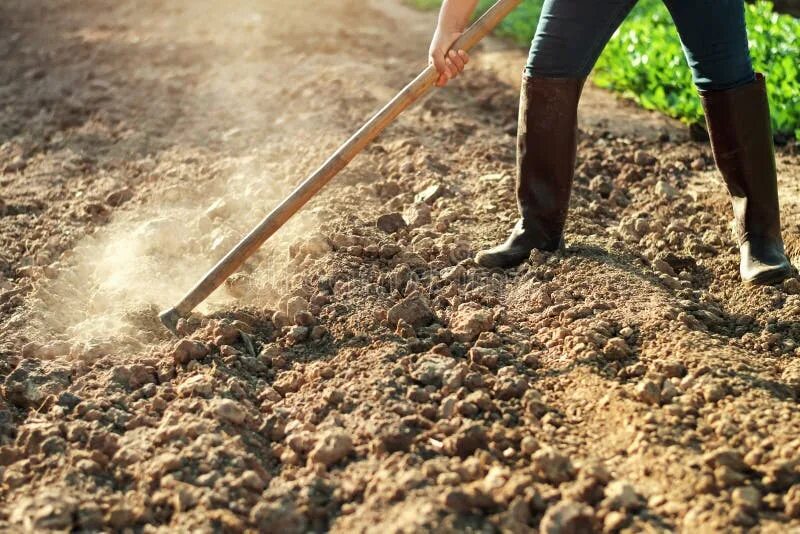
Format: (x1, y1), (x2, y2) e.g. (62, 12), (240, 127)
(475, 76), (584, 269)
(700, 73), (792, 285)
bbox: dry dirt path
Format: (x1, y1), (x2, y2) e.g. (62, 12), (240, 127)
(1, 0), (799, 532)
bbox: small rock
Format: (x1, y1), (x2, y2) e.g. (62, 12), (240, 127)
(782, 277), (800, 295)
(378, 422), (418, 453)
(635, 379), (661, 405)
(310, 325), (328, 340)
(214, 398), (247, 425)
(702, 383), (726, 403)
(287, 431), (316, 455)
(469, 347), (499, 369)
(410, 354), (455, 386)
(704, 448), (748, 472)
(652, 258), (676, 277)
(690, 157), (706, 170)
(520, 436), (539, 455)
(604, 511), (628, 532)
(445, 424), (488, 459)
(286, 325), (309, 344)
(532, 447), (575, 484)
(732, 486), (761, 511)
(294, 310), (314, 326)
(309, 430), (353, 467)
(660, 380), (679, 403)
(4, 157), (27, 173)
(56, 392), (82, 410)
(177, 374), (214, 397)
(655, 180), (678, 199)
(415, 183), (445, 204)
(539, 500), (594, 534)
(603, 480), (644, 511)
(274, 371), (304, 395)
(785, 485), (800, 518)
(716, 465), (747, 488)
(377, 212), (407, 233)
(634, 150), (656, 166)
(450, 302), (494, 342)
(387, 294), (436, 328)
(443, 489), (473, 513)
(272, 310), (291, 329)
(403, 203), (432, 228)
(3, 359), (71, 409)
(602, 337), (630, 360)
(395, 318), (416, 338)
(286, 296), (309, 318)
(171, 339), (209, 365)
(9, 490), (77, 531)
(105, 187), (134, 207)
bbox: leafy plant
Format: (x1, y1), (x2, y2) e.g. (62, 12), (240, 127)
(595, 0), (800, 138)
(407, 0), (800, 138)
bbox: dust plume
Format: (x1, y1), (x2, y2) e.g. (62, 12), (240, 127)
(22, 156), (318, 353)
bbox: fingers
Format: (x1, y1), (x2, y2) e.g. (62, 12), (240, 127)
(430, 51), (448, 78)
(444, 49), (470, 82)
(448, 50), (465, 72)
(430, 51), (449, 87)
(431, 49), (469, 87)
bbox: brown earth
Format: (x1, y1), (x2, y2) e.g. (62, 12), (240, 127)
(1, 0), (800, 532)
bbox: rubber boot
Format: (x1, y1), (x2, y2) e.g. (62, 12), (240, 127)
(700, 73), (792, 285)
(475, 75), (584, 269)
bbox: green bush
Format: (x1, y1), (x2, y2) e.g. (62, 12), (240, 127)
(594, 0), (800, 139)
(407, 0), (800, 139)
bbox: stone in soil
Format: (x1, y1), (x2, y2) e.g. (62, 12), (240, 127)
(450, 302), (494, 343)
(3, 359), (71, 409)
(410, 353), (456, 386)
(213, 398), (247, 425)
(309, 430), (353, 467)
(376, 212), (407, 233)
(10, 490), (77, 531)
(532, 447), (575, 484)
(602, 480), (644, 511)
(387, 293), (436, 328)
(105, 187), (134, 206)
(445, 424), (488, 458)
(539, 500), (595, 534)
(415, 183), (445, 204)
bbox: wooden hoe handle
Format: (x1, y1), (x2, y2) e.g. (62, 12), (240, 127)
(159, 0), (523, 333)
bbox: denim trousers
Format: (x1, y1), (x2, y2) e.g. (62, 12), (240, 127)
(525, 0), (756, 91)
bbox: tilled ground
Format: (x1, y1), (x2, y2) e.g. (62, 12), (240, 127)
(1, 0), (800, 532)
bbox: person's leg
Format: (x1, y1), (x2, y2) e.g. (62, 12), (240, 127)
(662, 0), (754, 91)
(525, 0), (640, 79)
(665, 0), (791, 284)
(477, 0), (638, 268)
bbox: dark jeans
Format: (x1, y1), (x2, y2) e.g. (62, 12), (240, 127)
(525, 0), (755, 91)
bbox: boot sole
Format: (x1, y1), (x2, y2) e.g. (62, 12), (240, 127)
(743, 265), (793, 286)
(474, 252), (528, 269)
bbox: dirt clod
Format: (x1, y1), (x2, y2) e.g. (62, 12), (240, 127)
(309, 430), (353, 467)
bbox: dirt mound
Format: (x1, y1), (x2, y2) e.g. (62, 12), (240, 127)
(1, 0), (799, 532)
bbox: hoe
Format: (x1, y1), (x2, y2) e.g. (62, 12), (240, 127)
(159, 0), (523, 334)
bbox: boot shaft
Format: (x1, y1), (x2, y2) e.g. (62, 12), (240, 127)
(516, 76), (584, 245)
(700, 73), (782, 243)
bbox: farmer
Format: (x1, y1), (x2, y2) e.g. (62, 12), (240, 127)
(429, 0), (792, 284)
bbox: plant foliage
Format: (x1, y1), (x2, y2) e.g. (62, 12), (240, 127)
(407, 0), (800, 138)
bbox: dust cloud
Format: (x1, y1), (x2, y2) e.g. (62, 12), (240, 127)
(23, 156), (318, 352)
(13, 0), (385, 357)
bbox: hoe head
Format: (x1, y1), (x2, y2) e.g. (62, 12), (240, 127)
(159, 307), (182, 335)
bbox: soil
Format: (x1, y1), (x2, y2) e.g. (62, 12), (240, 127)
(1, 0), (800, 532)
